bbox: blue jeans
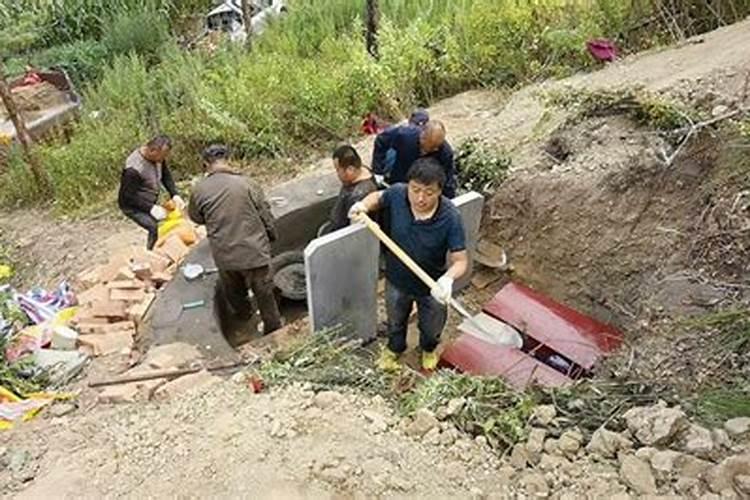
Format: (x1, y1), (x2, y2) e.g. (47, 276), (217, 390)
(386, 281), (447, 354)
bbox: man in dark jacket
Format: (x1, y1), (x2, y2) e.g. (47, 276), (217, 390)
(322, 144), (378, 235)
(118, 134), (185, 250)
(371, 120), (456, 198)
(188, 144), (282, 335)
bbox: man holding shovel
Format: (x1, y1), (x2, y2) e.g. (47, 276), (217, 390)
(349, 158), (468, 372)
(188, 144), (282, 335)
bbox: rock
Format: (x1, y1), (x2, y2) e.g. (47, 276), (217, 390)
(712, 104), (729, 117)
(269, 420), (285, 438)
(675, 477), (702, 496)
(439, 428), (458, 446)
(724, 418), (750, 438)
(510, 444), (530, 470)
(519, 471), (549, 497)
(143, 342), (203, 369)
(533, 405), (557, 426)
(446, 397), (466, 417)
(619, 455), (657, 495)
(527, 428), (547, 463)
(469, 486), (486, 500)
(49, 402), (77, 418)
(423, 427), (442, 445)
(405, 409), (439, 438)
(635, 447), (658, 461)
(557, 430), (583, 456)
(98, 383), (139, 404)
(650, 450), (683, 480)
(544, 438), (559, 455)
(313, 390), (342, 409)
(475, 435), (488, 448)
(675, 454), (713, 479)
(362, 410), (389, 434)
(682, 424), (715, 458)
(705, 454), (750, 493)
(539, 453), (567, 472)
(713, 429), (732, 449)
(623, 403), (688, 446)
(587, 428), (634, 458)
(153, 370), (221, 401)
(735, 475), (750, 494)
(230, 372), (248, 384)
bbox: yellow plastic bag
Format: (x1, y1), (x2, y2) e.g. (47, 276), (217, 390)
(0, 264), (13, 281)
(0, 386), (74, 430)
(157, 208), (184, 240)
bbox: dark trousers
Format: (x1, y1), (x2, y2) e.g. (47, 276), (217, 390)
(385, 281), (447, 354)
(123, 208), (158, 250)
(219, 265), (282, 335)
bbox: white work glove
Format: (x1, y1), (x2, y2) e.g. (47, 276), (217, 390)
(348, 201), (367, 220)
(431, 275), (454, 305)
(150, 205), (167, 221)
(172, 195), (186, 211)
(374, 174), (387, 187)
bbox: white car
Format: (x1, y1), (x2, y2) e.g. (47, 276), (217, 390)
(206, 0), (286, 42)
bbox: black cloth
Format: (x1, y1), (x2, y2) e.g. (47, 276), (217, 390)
(327, 177), (379, 233)
(117, 151), (178, 213)
(122, 208), (159, 250)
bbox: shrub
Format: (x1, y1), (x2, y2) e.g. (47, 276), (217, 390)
(103, 9), (171, 61)
(33, 39), (110, 85)
(455, 137), (512, 195)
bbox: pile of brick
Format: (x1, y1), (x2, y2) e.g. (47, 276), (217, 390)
(71, 232), (198, 358)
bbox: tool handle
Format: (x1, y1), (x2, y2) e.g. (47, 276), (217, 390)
(357, 213), (439, 291)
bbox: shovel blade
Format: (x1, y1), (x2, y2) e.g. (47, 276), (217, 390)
(459, 312), (523, 349)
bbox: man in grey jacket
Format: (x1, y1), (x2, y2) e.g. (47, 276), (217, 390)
(188, 144), (282, 335)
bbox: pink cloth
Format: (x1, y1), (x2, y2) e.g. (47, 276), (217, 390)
(586, 39), (618, 62)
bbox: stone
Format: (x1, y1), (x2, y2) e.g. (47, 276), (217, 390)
(635, 447), (658, 461)
(735, 475), (750, 494)
(544, 438), (559, 455)
(97, 383), (139, 404)
(724, 418), (750, 438)
(143, 342), (203, 369)
(527, 428), (547, 462)
(452, 192), (485, 291)
(510, 444), (530, 469)
(675, 454), (713, 479)
(587, 428), (634, 458)
(49, 402), (77, 418)
(313, 391), (342, 409)
(623, 403), (688, 446)
(619, 455), (657, 495)
(446, 397), (466, 417)
(704, 454), (750, 493)
(675, 477), (702, 496)
(532, 405), (557, 426)
(153, 370), (221, 401)
(423, 427), (442, 445)
(304, 224), (379, 342)
(362, 410), (389, 434)
(557, 429), (583, 456)
(519, 471), (549, 497)
(682, 424), (715, 458)
(539, 453), (567, 471)
(650, 450), (683, 480)
(78, 331), (133, 356)
(713, 429), (732, 449)
(711, 104), (729, 117)
(406, 409), (439, 438)
(439, 428), (458, 446)
(231, 372), (248, 384)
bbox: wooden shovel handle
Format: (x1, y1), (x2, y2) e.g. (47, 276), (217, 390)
(356, 212), (439, 291)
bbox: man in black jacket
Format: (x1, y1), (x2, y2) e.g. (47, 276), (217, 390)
(118, 134), (185, 250)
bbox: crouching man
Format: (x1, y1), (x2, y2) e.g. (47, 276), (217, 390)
(349, 158), (468, 371)
(188, 145), (282, 335)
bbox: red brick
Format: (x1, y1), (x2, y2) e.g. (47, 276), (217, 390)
(90, 299), (128, 320)
(107, 280), (143, 290)
(110, 288), (146, 303)
(78, 330), (133, 356)
(156, 235), (190, 264)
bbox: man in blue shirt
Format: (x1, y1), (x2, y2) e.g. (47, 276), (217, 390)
(349, 158), (468, 372)
(372, 120), (457, 198)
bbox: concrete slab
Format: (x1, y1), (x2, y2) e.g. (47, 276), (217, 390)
(305, 224), (379, 342)
(453, 192), (485, 291)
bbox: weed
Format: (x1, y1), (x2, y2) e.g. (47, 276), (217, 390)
(455, 137), (512, 195)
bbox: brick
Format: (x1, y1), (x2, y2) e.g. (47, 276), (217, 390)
(110, 288), (146, 303)
(90, 299), (128, 320)
(156, 235), (190, 264)
(153, 370), (220, 401)
(107, 280), (143, 290)
(130, 262), (152, 281)
(78, 330), (133, 356)
(150, 272), (171, 287)
(76, 320), (133, 335)
(128, 246), (171, 274)
(99, 254), (132, 284)
(114, 267), (136, 281)
(76, 267), (102, 291)
(128, 293), (155, 325)
(77, 284), (108, 306)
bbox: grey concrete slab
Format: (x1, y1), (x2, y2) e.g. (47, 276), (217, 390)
(453, 192), (485, 292)
(305, 224), (379, 342)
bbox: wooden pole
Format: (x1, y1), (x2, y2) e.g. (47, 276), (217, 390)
(0, 64), (51, 194)
(242, 0), (255, 51)
(365, 0), (380, 59)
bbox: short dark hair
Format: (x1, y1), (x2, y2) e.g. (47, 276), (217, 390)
(332, 144), (362, 170)
(202, 144), (230, 163)
(407, 158), (445, 189)
(146, 134), (172, 150)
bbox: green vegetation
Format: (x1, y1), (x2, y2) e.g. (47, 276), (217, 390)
(455, 137), (512, 194)
(1, 1), (750, 212)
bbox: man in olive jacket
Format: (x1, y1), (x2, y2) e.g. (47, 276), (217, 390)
(188, 144), (282, 335)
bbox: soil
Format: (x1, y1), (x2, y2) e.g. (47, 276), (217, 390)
(1, 18), (750, 499)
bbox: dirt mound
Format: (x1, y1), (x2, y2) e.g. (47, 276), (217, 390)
(0, 82), (69, 122)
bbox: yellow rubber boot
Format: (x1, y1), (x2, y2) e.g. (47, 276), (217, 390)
(377, 347), (401, 372)
(421, 351), (439, 372)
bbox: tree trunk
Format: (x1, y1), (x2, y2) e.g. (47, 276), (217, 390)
(365, 0), (380, 59)
(242, 0), (255, 52)
(0, 65), (51, 194)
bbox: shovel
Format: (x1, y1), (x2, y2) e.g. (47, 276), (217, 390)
(355, 213), (523, 348)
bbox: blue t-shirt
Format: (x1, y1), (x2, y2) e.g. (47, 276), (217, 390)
(381, 184), (466, 297)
